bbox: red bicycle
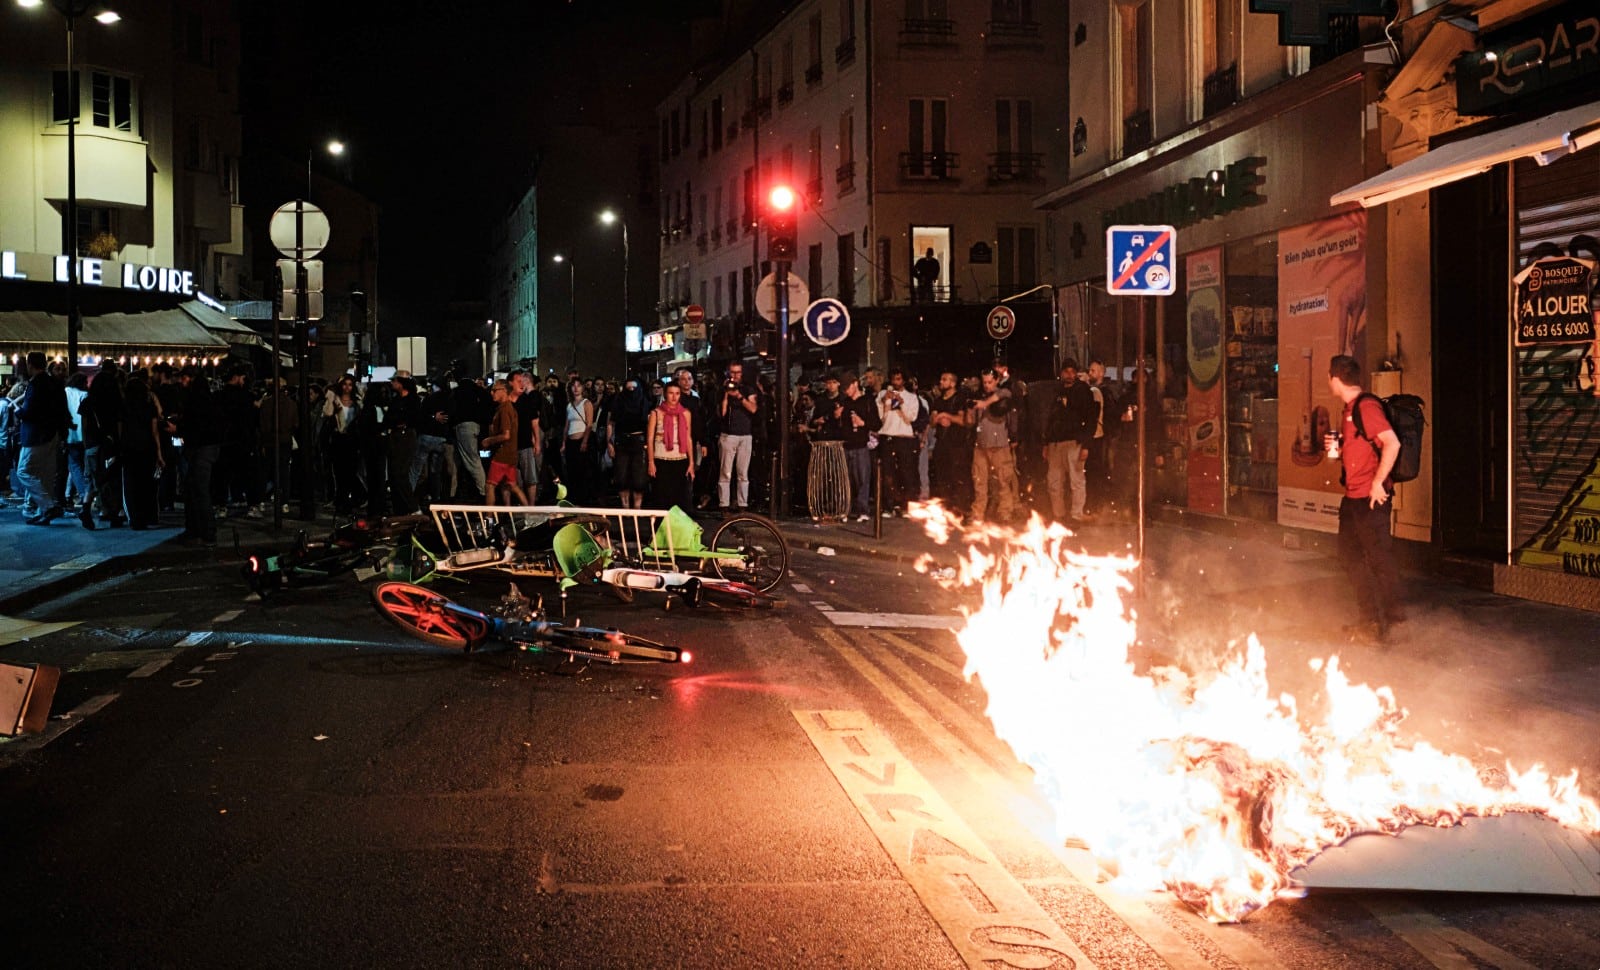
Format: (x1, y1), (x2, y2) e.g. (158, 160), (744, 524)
(371, 581), (690, 666)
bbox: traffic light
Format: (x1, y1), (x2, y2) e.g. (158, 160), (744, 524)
(766, 184), (797, 262)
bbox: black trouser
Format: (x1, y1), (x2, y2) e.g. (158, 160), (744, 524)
(86, 442), (124, 522)
(1085, 436), (1111, 513)
(385, 429), (417, 515)
(184, 444), (219, 541)
(1339, 496), (1402, 623)
(930, 428), (973, 509)
(879, 436), (916, 510)
(120, 450), (159, 527)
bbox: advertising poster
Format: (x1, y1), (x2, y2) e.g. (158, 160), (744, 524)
(1185, 248), (1225, 513)
(1276, 212), (1367, 533)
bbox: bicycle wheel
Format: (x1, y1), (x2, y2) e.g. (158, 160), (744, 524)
(536, 626), (688, 665)
(708, 514), (789, 592)
(371, 581), (492, 651)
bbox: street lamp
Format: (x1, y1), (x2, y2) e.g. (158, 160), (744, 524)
(552, 253), (576, 370)
(307, 138), (344, 200)
(17, 0), (121, 372)
(474, 338), (486, 377)
(598, 209), (630, 375)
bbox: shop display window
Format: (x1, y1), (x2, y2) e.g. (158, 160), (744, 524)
(1223, 236), (1278, 521)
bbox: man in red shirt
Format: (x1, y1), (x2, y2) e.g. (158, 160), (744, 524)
(1328, 355), (1403, 642)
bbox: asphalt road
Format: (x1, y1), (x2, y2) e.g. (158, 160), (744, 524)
(1, 533), (1598, 968)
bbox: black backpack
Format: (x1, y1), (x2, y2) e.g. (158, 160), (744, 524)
(1352, 391), (1425, 483)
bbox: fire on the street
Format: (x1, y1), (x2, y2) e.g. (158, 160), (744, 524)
(912, 504), (1600, 922)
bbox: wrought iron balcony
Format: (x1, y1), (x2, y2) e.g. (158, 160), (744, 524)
(1202, 62), (1238, 118)
(901, 19), (957, 44)
(755, 94), (773, 119)
(987, 151), (1043, 182)
(725, 218), (739, 239)
(804, 62), (823, 85)
(777, 82), (794, 105)
(985, 19), (1041, 45)
(835, 161), (856, 184)
(806, 177), (824, 205)
(1122, 109), (1152, 155)
(835, 37), (856, 65)
(899, 151), (959, 180)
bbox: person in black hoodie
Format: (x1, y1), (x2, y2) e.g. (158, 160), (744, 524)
(118, 375), (164, 529)
(448, 376), (490, 501)
(80, 358), (126, 528)
(173, 365), (221, 545)
(833, 371), (880, 522)
(16, 351), (70, 524)
(384, 375), (422, 514)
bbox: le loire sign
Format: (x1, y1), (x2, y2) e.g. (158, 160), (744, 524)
(1, 250), (197, 297)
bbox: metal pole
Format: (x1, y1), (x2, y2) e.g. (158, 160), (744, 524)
(295, 198), (313, 521)
(621, 221), (630, 376)
(271, 305), (283, 531)
(64, 12), (79, 373)
(569, 259), (577, 371)
(775, 259), (792, 518)
(1135, 295), (1147, 590)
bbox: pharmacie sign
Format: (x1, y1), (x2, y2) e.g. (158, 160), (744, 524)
(1100, 157), (1266, 232)
(1, 250), (196, 297)
(1514, 255), (1595, 346)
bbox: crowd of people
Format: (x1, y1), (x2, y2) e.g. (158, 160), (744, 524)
(1, 349), (1154, 543)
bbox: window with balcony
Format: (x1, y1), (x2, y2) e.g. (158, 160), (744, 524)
(1195, 0), (1239, 118)
(990, 98), (1040, 182)
(76, 207), (116, 257)
(53, 69), (136, 134)
(987, 0), (1040, 43)
(997, 226), (1039, 295)
(837, 0), (858, 64)
(807, 14), (824, 85)
(1117, 0), (1153, 155)
(903, 0), (955, 43)
(903, 98), (955, 180)
(780, 38), (795, 103)
(837, 111), (856, 192)
(911, 227), (951, 302)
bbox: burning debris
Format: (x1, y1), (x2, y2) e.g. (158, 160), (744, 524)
(910, 503), (1600, 922)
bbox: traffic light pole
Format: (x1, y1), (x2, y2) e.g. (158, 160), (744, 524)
(774, 260), (792, 518)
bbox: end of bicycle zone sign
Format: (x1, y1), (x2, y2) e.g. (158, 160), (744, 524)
(1106, 224), (1177, 296)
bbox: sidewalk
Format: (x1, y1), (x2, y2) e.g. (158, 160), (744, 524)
(0, 496), (296, 615)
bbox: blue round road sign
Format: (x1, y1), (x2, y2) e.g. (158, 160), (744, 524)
(803, 298), (851, 347)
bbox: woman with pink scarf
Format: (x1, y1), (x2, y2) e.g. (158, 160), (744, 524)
(646, 383), (695, 509)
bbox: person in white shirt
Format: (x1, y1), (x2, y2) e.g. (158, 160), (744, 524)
(875, 368), (922, 515)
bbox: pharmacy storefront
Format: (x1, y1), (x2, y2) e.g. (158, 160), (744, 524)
(1043, 69), (1382, 534)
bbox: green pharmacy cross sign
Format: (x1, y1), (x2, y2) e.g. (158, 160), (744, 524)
(1248, 0), (1385, 46)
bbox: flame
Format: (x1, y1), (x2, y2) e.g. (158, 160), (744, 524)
(910, 502), (1600, 923)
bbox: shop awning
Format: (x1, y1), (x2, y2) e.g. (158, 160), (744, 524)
(178, 300), (268, 348)
(0, 307), (228, 349)
(1330, 100), (1600, 208)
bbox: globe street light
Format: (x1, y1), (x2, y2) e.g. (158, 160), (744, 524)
(17, 0), (121, 372)
(553, 253), (575, 370)
(599, 208), (629, 375)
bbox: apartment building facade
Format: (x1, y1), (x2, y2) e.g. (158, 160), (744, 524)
(1042, 0), (1599, 609)
(653, 0), (1070, 381)
(0, 0), (251, 369)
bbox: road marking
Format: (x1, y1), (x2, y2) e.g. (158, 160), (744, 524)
(211, 609), (244, 624)
(1364, 898), (1541, 970)
(128, 651), (183, 679)
(795, 709), (1098, 970)
(811, 601), (834, 612)
(49, 553), (108, 571)
(174, 632), (209, 648)
(790, 582), (813, 593)
(0, 614), (79, 646)
(818, 625), (1278, 970)
(70, 648), (183, 674)
(824, 611), (963, 630)
(873, 630), (966, 680)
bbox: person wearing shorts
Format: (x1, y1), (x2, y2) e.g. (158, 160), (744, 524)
(482, 380), (529, 506)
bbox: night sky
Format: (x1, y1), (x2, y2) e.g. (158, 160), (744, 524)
(240, 0), (711, 343)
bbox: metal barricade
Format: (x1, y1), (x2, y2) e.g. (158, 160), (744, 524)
(428, 504), (697, 573)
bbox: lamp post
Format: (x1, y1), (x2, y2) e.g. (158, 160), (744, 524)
(18, 0), (121, 372)
(599, 209), (628, 375)
(553, 253), (576, 370)
(475, 338), (486, 377)
(289, 137), (346, 523)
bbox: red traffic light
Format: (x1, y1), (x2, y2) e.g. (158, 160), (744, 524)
(768, 185), (797, 212)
